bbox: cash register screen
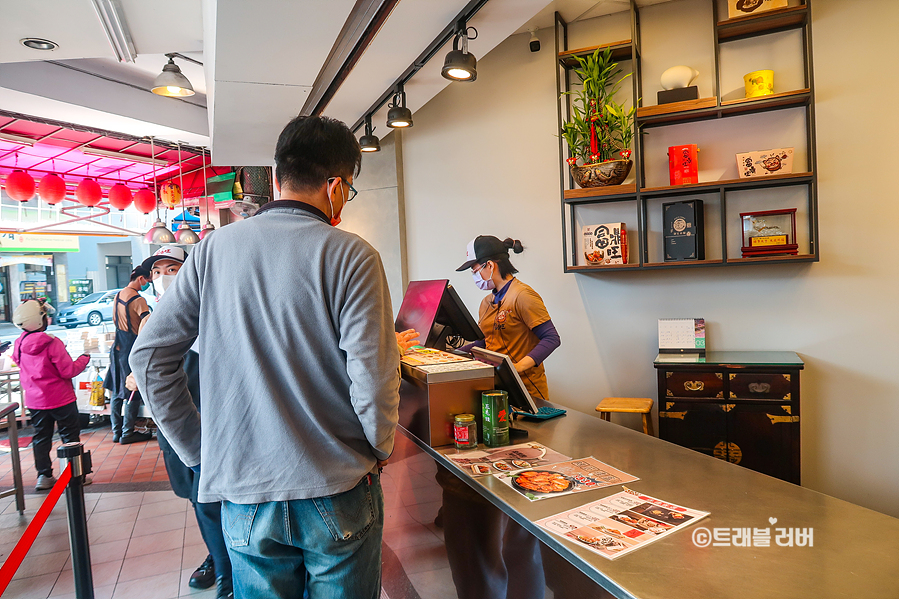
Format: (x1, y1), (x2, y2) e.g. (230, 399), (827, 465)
(471, 347), (539, 414)
(395, 280), (446, 343)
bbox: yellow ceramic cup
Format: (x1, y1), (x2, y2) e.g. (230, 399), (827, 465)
(744, 70), (774, 97)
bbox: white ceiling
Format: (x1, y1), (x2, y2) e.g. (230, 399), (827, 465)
(0, 0), (676, 164)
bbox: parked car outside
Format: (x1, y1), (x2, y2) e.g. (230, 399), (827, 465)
(55, 289), (157, 328)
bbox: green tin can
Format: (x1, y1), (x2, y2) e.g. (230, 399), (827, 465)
(482, 390), (510, 448)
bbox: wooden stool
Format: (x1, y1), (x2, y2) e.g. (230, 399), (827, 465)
(595, 397), (654, 436)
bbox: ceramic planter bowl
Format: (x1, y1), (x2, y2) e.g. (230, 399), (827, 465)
(571, 159), (633, 187)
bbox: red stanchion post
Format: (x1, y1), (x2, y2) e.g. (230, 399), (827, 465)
(57, 442), (95, 599)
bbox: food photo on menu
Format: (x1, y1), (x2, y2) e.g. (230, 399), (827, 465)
(537, 490), (709, 560)
(493, 457), (639, 501)
(440, 442), (571, 477)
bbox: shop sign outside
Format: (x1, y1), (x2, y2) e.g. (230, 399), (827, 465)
(0, 233), (79, 253)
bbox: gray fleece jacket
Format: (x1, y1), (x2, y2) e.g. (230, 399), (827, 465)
(130, 201), (400, 504)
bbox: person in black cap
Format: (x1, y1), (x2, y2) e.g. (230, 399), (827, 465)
(435, 235), (562, 599)
(126, 245), (233, 599)
(104, 264), (153, 444)
(456, 235), (560, 401)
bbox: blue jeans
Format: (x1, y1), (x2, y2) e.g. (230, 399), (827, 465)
(221, 474), (383, 599)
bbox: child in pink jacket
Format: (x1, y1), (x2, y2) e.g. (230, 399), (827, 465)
(12, 300), (90, 491)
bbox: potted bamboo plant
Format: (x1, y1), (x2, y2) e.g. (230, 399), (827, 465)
(561, 46), (636, 187)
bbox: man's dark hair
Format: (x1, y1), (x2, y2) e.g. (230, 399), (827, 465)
(130, 266), (151, 282)
(274, 115), (362, 193)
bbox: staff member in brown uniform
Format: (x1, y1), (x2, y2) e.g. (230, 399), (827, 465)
(457, 235), (560, 401)
(104, 265), (153, 444)
(437, 235), (561, 599)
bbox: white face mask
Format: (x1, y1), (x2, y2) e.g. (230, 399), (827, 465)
(472, 263), (495, 291)
(153, 274), (178, 297)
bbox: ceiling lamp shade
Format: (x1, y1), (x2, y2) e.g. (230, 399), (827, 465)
(38, 173), (66, 204)
(144, 218), (176, 244)
(152, 55), (195, 97)
(5, 170), (36, 202)
(133, 188), (156, 214)
(386, 85), (413, 128)
(159, 181), (181, 209)
(175, 223), (200, 245)
(108, 183), (133, 210)
(198, 222), (215, 240)
(75, 178), (102, 207)
(359, 115), (380, 152)
(441, 24), (478, 82)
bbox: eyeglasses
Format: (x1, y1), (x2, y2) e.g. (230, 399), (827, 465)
(328, 177), (358, 202)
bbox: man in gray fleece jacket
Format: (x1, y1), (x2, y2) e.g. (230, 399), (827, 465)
(130, 115), (400, 599)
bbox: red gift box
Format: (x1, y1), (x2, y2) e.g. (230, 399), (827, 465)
(668, 144), (699, 185)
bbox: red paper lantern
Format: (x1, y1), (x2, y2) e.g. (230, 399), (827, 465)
(133, 188), (156, 214)
(5, 170), (36, 202)
(38, 173), (67, 205)
(76, 178), (102, 207)
(108, 183), (132, 211)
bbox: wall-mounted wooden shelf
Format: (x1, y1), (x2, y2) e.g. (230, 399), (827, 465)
(563, 183), (636, 203)
(637, 89), (811, 128)
(640, 172), (813, 198)
(717, 5), (809, 42)
(636, 97), (718, 120)
(556, 1), (818, 274)
(558, 40), (633, 67)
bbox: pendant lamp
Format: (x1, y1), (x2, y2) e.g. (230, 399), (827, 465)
(198, 147), (215, 239)
(441, 24), (478, 82)
(386, 85), (413, 128)
(152, 55), (195, 97)
(143, 136), (175, 244)
(359, 115), (380, 152)
(174, 141), (200, 245)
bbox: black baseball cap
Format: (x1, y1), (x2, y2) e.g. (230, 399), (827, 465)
(456, 236), (508, 271)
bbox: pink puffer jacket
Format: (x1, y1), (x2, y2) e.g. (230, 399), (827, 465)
(13, 331), (90, 410)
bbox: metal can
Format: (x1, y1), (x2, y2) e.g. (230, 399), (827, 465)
(453, 414), (478, 450)
(482, 390), (510, 448)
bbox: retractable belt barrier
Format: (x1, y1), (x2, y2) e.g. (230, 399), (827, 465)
(0, 442), (95, 599)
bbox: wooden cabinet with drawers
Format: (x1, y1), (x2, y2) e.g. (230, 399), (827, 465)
(654, 351), (803, 484)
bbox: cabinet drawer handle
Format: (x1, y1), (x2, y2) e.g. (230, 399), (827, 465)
(660, 411), (687, 420)
(748, 382), (772, 394)
(684, 380), (704, 391)
(767, 414), (800, 424)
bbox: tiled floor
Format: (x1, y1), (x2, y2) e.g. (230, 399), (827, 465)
(0, 425), (168, 491)
(0, 428), (553, 599)
(0, 490), (215, 599)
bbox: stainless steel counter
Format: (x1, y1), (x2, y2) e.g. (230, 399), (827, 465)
(399, 404), (899, 599)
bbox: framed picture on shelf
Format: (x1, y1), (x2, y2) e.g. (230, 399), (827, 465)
(740, 208), (798, 257)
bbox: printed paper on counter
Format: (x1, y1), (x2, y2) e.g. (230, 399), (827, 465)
(537, 489), (709, 559)
(440, 443), (571, 477)
(493, 457), (639, 501)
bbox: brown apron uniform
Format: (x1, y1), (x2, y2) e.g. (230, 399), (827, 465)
(478, 278), (551, 401)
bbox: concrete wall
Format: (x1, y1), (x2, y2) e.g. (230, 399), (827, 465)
(343, 131), (408, 316)
(399, 0), (899, 517)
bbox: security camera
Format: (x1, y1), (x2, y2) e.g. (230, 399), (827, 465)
(528, 28), (540, 53)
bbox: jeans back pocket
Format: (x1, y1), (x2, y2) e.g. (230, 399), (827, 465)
(222, 501), (258, 548)
(312, 476), (379, 542)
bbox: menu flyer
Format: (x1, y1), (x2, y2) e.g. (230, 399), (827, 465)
(441, 442), (571, 477)
(493, 457), (639, 502)
(537, 489), (710, 560)
(400, 347), (471, 367)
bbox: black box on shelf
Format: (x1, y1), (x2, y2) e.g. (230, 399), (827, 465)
(663, 200), (705, 261)
(658, 86), (699, 105)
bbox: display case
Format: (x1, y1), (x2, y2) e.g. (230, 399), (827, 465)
(740, 208), (798, 257)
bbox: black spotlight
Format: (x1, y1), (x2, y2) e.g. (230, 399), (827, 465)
(386, 85), (413, 128)
(360, 115), (381, 152)
(441, 23), (478, 82)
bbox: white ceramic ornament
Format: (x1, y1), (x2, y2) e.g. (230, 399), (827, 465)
(660, 66), (699, 90)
